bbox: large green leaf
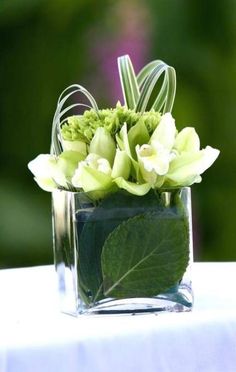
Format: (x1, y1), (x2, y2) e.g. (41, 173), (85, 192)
(77, 190), (162, 303)
(101, 211), (189, 298)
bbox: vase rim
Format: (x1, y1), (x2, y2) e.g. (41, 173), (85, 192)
(52, 186), (191, 197)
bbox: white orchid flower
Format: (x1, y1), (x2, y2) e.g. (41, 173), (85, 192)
(136, 113), (177, 186)
(28, 151), (85, 192)
(164, 126), (220, 186)
(166, 146), (220, 186)
(28, 154), (62, 191)
(137, 142), (170, 175)
(135, 112), (220, 188)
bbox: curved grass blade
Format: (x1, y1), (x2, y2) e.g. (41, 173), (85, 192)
(51, 85), (98, 156)
(135, 62), (167, 113)
(57, 84), (99, 112)
(55, 103), (93, 125)
(137, 60), (169, 112)
(136, 61), (176, 114)
(163, 66), (176, 113)
(137, 60), (163, 87)
(118, 55), (140, 109)
(52, 103), (93, 153)
(151, 73), (168, 112)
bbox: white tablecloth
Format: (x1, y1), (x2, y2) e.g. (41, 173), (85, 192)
(0, 263), (235, 372)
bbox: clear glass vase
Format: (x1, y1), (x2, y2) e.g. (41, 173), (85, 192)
(52, 188), (193, 316)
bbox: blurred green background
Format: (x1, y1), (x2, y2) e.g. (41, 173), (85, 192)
(0, 0), (235, 268)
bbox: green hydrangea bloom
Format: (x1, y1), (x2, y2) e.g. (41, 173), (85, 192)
(61, 103), (161, 143)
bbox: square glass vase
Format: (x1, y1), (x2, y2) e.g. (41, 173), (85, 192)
(52, 187), (193, 316)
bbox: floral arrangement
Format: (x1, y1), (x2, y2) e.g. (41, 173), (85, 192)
(28, 56), (220, 311)
(28, 56), (219, 199)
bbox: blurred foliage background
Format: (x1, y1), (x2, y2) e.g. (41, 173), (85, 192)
(0, 0), (235, 268)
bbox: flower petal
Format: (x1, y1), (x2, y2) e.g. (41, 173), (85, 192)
(166, 146), (220, 185)
(114, 177), (151, 196)
(28, 154), (59, 191)
(89, 127), (116, 165)
(47, 150), (85, 187)
(111, 150), (131, 180)
(72, 165), (112, 192)
(151, 113), (176, 150)
(174, 127), (200, 153)
(116, 123), (141, 180)
(62, 139), (87, 156)
(34, 177), (58, 192)
(117, 123), (132, 157)
(128, 119), (150, 158)
(28, 154), (57, 178)
(136, 142), (170, 176)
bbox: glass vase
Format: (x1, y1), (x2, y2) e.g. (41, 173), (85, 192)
(52, 187), (193, 316)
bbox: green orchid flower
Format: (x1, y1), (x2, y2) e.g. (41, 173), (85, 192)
(134, 113), (220, 188)
(163, 123), (220, 186)
(136, 113), (220, 187)
(136, 143), (168, 187)
(165, 131), (220, 186)
(114, 114), (177, 195)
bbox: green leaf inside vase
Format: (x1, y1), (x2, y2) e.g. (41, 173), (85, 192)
(77, 190), (162, 303)
(101, 210), (189, 298)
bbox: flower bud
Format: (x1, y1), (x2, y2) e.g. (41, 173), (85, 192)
(111, 150), (131, 180)
(89, 127), (116, 165)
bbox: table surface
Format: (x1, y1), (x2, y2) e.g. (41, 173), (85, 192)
(0, 262), (236, 372)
